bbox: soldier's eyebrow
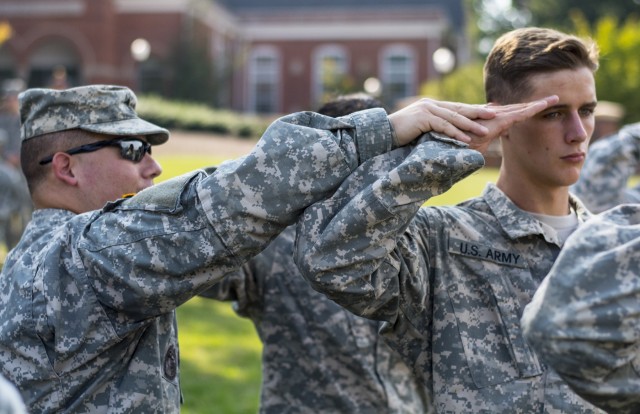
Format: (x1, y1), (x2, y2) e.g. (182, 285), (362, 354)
(543, 101), (597, 111)
(583, 101), (598, 110)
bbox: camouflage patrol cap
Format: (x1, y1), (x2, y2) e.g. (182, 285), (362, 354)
(19, 85), (169, 144)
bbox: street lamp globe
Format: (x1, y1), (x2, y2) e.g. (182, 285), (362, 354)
(363, 77), (381, 96)
(130, 38), (151, 62)
(433, 47), (455, 75)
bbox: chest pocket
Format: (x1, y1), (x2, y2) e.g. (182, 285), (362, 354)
(445, 236), (543, 388)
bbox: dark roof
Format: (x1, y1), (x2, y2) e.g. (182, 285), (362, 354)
(217, 0), (465, 29)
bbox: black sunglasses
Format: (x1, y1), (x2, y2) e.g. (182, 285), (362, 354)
(39, 138), (152, 165)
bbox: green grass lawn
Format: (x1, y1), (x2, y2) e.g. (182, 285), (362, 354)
(156, 151), (500, 414)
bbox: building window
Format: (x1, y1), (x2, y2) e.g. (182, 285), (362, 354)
(381, 45), (416, 106)
(248, 47), (280, 114)
(313, 45), (348, 105)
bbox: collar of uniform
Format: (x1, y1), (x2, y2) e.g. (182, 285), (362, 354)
(568, 193), (591, 223)
(482, 183), (591, 243)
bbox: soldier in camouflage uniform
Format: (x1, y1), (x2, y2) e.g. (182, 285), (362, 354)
(0, 79), (31, 251)
(200, 94), (429, 414)
(295, 27), (605, 413)
(201, 226), (430, 413)
(0, 84), (524, 412)
(521, 204), (640, 414)
(571, 122), (640, 213)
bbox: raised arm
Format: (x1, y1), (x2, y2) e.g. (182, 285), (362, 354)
(75, 96), (555, 318)
(389, 95), (557, 151)
(295, 97), (558, 321)
(79, 103), (508, 317)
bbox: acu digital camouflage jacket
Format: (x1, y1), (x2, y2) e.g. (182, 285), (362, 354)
(0, 109), (396, 413)
(296, 133), (604, 413)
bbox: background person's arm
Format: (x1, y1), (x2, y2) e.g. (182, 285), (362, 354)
(522, 205), (640, 414)
(572, 122), (640, 212)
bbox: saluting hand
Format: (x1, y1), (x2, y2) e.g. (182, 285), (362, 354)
(468, 95), (559, 154)
(388, 95), (559, 153)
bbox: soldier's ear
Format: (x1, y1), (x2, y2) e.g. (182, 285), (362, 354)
(51, 153), (79, 186)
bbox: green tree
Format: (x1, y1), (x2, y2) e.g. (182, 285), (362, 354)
(167, 34), (217, 106)
(423, 9), (640, 125)
(528, 0), (640, 30)
(572, 13), (640, 123)
(465, 0), (640, 57)
(420, 61), (485, 104)
(464, 0), (531, 57)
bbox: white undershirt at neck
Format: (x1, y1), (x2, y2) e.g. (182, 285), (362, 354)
(529, 211), (580, 245)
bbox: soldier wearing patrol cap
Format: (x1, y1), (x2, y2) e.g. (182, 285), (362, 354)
(0, 83), (550, 412)
(0, 78), (30, 251)
(295, 27), (606, 412)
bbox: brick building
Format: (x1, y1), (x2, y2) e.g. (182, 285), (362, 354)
(0, 0), (466, 114)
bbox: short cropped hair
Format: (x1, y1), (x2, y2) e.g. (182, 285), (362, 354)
(21, 129), (98, 193)
(484, 27), (599, 104)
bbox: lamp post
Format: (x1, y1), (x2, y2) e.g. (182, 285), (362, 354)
(363, 77), (381, 97)
(432, 47), (455, 99)
(130, 38), (150, 92)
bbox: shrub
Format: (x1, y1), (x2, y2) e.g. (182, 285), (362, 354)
(137, 95), (271, 138)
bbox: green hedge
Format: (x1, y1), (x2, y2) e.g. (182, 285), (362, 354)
(137, 95), (272, 139)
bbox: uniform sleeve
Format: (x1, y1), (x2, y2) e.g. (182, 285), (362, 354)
(571, 123), (640, 213)
(295, 134), (484, 322)
(78, 109), (395, 320)
(521, 205), (640, 414)
(197, 265), (258, 316)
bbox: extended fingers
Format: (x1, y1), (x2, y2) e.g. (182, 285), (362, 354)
(389, 96), (555, 147)
(490, 95), (558, 115)
(492, 95), (558, 128)
(430, 100), (497, 120)
(426, 104), (490, 138)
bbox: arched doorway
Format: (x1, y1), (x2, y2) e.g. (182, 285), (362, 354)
(27, 38), (81, 88)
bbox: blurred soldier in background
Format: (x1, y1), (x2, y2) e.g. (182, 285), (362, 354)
(201, 93), (431, 414)
(590, 100), (624, 144)
(0, 78), (31, 254)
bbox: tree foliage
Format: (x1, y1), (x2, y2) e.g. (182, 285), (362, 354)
(527, 0), (640, 30)
(572, 14), (640, 123)
(420, 62), (485, 104)
(167, 36), (217, 105)
(423, 8), (640, 124)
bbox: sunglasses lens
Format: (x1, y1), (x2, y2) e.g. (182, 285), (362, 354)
(119, 140), (149, 162)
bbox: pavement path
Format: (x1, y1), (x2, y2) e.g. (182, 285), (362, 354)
(154, 130), (258, 159)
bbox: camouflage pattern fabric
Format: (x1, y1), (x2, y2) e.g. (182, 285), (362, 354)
(571, 122), (640, 213)
(201, 225), (430, 414)
(0, 108), (395, 413)
(295, 134), (605, 413)
(19, 85), (170, 144)
(522, 204), (640, 414)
